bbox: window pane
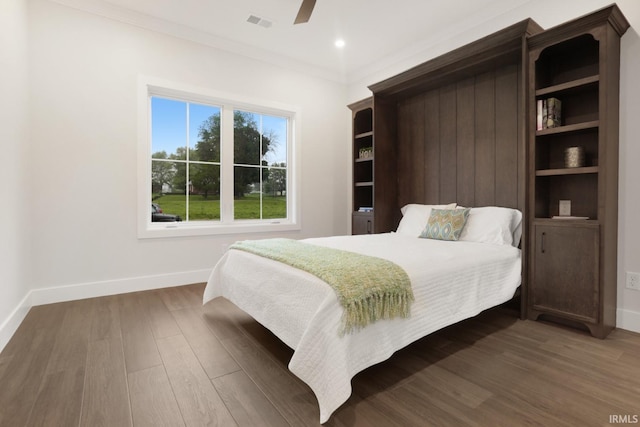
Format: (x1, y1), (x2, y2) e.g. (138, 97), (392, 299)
(262, 115), (287, 166)
(151, 97), (187, 160)
(151, 159), (175, 195)
(234, 110), (262, 166)
(234, 166), (260, 219)
(191, 103), (221, 163)
(263, 167), (287, 219)
(234, 165), (259, 199)
(151, 160), (186, 197)
(233, 166), (287, 220)
(188, 163), (220, 221)
(152, 161), (186, 221)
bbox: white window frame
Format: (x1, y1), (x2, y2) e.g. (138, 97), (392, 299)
(137, 76), (301, 238)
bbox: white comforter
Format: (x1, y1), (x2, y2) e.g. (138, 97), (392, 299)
(203, 233), (521, 423)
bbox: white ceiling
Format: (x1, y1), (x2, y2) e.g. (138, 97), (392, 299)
(53, 0), (533, 83)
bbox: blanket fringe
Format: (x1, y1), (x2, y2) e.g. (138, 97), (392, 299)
(340, 291), (414, 336)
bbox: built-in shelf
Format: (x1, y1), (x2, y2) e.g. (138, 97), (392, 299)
(534, 217), (598, 224)
(527, 4), (629, 339)
(536, 75), (599, 97)
(349, 98), (375, 235)
(536, 120), (599, 136)
(535, 166), (598, 176)
(355, 131), (374, 139)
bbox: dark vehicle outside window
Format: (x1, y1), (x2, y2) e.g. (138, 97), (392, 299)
(152, 203), (182, 222)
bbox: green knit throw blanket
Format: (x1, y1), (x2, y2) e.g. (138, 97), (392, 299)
(230, 238), (414, 335)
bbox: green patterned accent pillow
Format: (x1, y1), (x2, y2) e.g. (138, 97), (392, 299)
(420, 208), (471, 241)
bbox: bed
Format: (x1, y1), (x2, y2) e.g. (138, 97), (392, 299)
(203, 204), (523, 423)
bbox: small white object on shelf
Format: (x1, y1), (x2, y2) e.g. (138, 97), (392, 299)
(559, 199), (571, 216)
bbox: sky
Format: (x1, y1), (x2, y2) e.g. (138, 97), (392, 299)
(151, 96), (287, 165)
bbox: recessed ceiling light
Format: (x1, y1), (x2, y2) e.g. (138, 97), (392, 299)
(335, 39), (345, 48)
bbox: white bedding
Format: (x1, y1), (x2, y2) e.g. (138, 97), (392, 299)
(203, 233), (522, 423)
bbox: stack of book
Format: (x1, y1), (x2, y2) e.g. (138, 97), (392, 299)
(358, 147), (373, 159)
(357, 207), (373, 213)
(536, 97), (562, 130)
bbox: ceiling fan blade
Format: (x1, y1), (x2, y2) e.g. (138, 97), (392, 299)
(294, 0), (316, 24)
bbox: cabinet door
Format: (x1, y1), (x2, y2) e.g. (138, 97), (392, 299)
(531, 223), (599, 322)
(352, 212), (373, 235)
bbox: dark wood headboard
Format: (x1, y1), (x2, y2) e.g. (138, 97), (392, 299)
(369, 18), (542, 233)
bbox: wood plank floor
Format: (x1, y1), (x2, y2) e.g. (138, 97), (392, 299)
(1, 283), (639, 426)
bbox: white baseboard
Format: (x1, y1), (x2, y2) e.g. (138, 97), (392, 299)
(0, 293), (31, 355)
(29, 269), (212, 306)
(617, 308), (640, 334)
(0, 269), (211, 353)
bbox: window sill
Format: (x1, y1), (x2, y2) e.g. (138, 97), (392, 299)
(138, 220), (301, 239)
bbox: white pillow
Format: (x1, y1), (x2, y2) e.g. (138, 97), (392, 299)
(458, 206), (522, 246)
(511, 215), (523, 247)
(396, 203), (457, 237)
